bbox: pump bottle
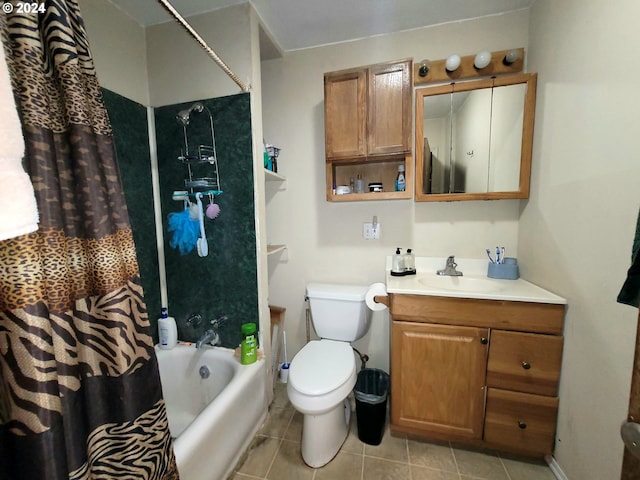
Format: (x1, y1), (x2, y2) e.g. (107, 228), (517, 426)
(158, 308), (178, 349)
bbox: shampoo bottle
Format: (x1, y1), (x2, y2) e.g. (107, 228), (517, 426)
(240, 323), (258, 365)
(158, 307), (178, 350)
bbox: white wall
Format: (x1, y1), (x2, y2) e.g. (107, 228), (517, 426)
(522, 1), (640, 478)
(261, 11), (529, 372)
(80, 0), (149, 105)
(145, 4), (253, 107)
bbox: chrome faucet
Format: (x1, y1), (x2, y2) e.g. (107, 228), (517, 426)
(194, 315), (228, 349)
(196, 329), (218, 349)
(437, 256), (463, 276)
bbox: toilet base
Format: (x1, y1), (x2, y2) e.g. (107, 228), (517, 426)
(301, 398), (351, 468)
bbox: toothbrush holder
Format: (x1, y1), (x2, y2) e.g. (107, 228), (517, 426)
(487, 257), (520, 280)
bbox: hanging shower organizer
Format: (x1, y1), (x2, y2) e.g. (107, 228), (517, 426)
(176, 102), (222, 199)
(171, 102), (222, 257)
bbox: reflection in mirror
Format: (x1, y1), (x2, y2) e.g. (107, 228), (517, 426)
(415, 73), (537, 201)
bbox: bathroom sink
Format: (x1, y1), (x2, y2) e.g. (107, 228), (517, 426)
(417, 275), (505, 294)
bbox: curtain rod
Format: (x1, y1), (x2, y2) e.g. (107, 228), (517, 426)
(156, 0), (250, 92)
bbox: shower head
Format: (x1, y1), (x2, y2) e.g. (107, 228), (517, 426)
(176, 102), (205, 126)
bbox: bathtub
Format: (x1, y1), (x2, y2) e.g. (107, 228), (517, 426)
(155, 344), (267, 480)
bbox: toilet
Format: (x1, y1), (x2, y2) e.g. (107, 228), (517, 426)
(287, 283), (373, 468)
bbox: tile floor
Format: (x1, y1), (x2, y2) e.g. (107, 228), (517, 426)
(229, 383), (557, 480)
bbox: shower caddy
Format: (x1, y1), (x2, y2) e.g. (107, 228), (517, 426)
(176, 102), (222, 199)
(173, 102), (222, 257)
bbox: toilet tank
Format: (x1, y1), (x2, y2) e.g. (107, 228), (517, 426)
(306, 283), (372, 341)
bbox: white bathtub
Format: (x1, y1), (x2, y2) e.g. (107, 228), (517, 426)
(155, 344), (267, 480)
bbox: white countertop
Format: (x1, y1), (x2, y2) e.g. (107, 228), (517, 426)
(385, 257), (566, 305)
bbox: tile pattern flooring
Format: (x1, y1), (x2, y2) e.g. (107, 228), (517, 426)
(230, 383), (557, 480)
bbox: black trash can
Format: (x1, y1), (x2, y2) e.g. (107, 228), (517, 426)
(354, 368), (390, 445)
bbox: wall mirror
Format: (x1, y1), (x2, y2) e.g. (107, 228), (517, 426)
(415, 73), (537, 201)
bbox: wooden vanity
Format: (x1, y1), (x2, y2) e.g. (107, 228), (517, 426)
(386, 264), (566, 458)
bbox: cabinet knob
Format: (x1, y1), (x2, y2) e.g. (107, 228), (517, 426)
(521, 361), (531, 370)
(480, 337), (488, 345)
(518, 421), (527, 430)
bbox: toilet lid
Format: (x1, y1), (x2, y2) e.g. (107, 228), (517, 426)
(289, 340), (355, 396)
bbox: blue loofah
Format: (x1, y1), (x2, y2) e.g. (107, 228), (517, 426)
(168, 208), (200, 255)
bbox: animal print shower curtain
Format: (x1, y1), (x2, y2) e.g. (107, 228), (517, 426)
(0, 2), (178, 479)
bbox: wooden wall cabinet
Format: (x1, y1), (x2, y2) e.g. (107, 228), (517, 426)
(324, 59), (412, 201)
(389, 294), (565, 458)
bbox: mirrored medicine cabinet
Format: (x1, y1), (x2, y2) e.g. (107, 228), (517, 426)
(415, 73), (537, 201)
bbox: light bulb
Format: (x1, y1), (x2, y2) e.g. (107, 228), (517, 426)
(503, 49), (521, 65)
(474, 50), (492, 69)
(418, 59), (431, 77)
(445, 54), (461, 72)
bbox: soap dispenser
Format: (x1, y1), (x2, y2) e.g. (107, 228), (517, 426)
(391, 248), (405, 276)
(404, 248), (416, 275)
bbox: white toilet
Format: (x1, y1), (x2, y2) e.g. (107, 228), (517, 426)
(287, 283), (373, 468)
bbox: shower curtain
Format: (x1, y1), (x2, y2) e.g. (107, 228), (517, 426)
(0, 2), (178, 479)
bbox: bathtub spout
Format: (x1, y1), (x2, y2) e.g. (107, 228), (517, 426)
(196, 329), (219, 349)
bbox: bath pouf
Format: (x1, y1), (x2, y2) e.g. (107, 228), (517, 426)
(168, 209), (200, 255)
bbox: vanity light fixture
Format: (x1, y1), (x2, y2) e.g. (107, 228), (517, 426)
(474, 50), (492, 69)
(503, 49), (521, 65)
(445, 54), (461, 72)
(418, 59), (431, 77)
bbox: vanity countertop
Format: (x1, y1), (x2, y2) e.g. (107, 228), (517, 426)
(385, 257), (566, 305)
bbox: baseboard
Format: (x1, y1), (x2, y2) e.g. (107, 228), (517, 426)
(546, 455), (569, 480)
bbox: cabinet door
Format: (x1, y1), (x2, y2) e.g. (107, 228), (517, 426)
(368, 60), (411, 156)
(391, 321), (489, 440)
(324, 69), (367, 160)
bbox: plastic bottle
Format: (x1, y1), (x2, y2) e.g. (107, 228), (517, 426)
(263, 141), (271, 170)
(404, 248), (416, 274)
(392, 247), (404, 274)
(395, 164), (406, 191)
(158, 307), (178, 349)
(240, 323), (258, 365)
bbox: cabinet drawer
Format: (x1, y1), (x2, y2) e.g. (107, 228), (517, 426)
(487, 330), (563, 396)
(484, 388), (558, 456)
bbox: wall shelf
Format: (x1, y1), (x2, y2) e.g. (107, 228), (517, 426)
(267, 244), (287, 256)
(265, 168), (287, 257)
(265, 169), (286, 183)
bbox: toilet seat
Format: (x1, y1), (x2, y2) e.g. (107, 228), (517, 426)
(289, 340), (355, 396)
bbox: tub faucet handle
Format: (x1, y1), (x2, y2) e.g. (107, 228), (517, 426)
(210, 315), (228, 328)
(187, 313), (203, 327)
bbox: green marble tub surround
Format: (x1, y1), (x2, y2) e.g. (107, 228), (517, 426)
(102, 88), (161, 330)
(155, 93), (258, 349)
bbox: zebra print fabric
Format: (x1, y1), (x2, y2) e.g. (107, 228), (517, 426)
(0, 2), (178, 478)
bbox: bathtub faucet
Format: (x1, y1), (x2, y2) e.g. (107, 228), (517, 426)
(195, 315), (228, 349)
(196, 329), (218, 349)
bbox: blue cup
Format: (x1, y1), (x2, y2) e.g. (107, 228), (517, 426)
(487, 258), (519, 280)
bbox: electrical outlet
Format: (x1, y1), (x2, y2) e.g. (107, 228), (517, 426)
(363, 222), (381, 240)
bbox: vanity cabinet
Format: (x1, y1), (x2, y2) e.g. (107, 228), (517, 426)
(389, 294), (565, 458)
(324, 59), (412, 201)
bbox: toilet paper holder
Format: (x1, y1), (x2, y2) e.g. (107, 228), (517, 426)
(374, 295), (389, 307)
(366, 283), (389, 311)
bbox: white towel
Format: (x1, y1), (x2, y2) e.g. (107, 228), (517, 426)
(0, 44), (39, 241)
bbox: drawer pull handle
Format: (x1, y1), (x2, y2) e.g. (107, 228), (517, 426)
(522, 361), (531, 370)
(518, 421), (527, 430)
(480, 337), (488, 345)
